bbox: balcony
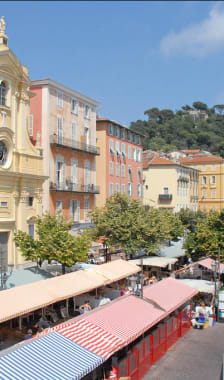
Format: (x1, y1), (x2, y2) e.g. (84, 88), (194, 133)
(178, 175), (189, 182)
(50, 181), (100, 194)
(159, 194), (172, 201)
(50, 134), (100, 156)
(190, 196), (199, 202)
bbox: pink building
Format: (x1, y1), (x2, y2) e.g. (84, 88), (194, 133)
(96, 118), (143, 207)
(30, 79), (100, 230)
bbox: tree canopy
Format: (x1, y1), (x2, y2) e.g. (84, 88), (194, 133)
(183, 210), (224, 261)
(89, 193), (183, 256)
(130, 101), (224, 156)
(14, 213), (91, 274)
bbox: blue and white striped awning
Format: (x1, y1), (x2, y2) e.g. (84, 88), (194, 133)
(0, 332), (104, 380)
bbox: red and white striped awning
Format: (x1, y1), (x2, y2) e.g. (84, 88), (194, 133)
(85, 295), (165, 343)
(58, 319), (126, 359)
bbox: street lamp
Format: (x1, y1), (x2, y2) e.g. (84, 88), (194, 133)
(212, 259), (219, 320)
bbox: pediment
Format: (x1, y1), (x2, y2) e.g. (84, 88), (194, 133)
(0, 50), (29, 82)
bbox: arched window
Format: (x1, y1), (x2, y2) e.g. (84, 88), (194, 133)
(0, 81), (7, 106)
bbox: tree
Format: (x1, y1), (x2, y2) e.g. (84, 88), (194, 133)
(89, 193), (183, 256)
(177, 208), (207, 232)
(14, 213), (91, 274)
(183, 211), (224, 260)
(144, 107), (160, 121)
(181, 105), (193, 111)
(192, 101), (208, 111)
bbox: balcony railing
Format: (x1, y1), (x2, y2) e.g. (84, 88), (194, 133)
(50, 134), (100, 155)
(190, 196), (199, 202)
(50, 181), (100, 194)
(159, 194), (172, 201)
(178, 176), (189, 182)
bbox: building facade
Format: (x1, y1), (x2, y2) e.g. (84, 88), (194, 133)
(180, 155), (224, 212)
(143, 153), (199, 212)
(0, 19), (45, 270)
(96, 119), (143, 207)
(30, 79), (100, 229)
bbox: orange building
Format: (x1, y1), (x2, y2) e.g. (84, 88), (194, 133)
(30, 79), (100, 230)
(96, 119), (143, 207)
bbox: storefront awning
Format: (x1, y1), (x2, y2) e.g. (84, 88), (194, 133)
(0, 332), (103, 380)
(129, 257), (177, 268)
(178, 279), (215, 294)
(0, 260), (140, 323)
(193, 258), (224, 274)
(143, 277), (198, 314)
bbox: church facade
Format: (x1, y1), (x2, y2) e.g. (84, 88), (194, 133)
(0, 18), (46, 271)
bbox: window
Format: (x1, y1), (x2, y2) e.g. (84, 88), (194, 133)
(84, 126), (91, 145)
(128, 146), (132, 160)
(56, 200), (63, 217)
(211, 165), (216, 171)
(128, 132), (133, 142)
(28, 197), (33, 207)
(71, 99), (78, 114)
(57, 92), (63, 109)
(116, 183), (120, 193)
(56, 160), (65, 188)
(128, 166), (132, 180)
(28, 224), (34, 239)
(163, 187), (169, 194)
(133, 148), (136, 161)
(210, 175), (216, 184)
(201, 176), (207, 185)
(109, 161), (114, 176)
(57, 116), (63, 144)
(0, 81), (7, 106)
(108, 123), (114, 135)
(128, 183), (133, 196)
(116, 141), (120, 156)
(109, 139), (114, 154)
(116, 163), (120, 177)
(72, 121), (76, 147)
(202, 190), (206, 198)
(137, 149), (141, 162)
(138, 168), (141, 181)
(84, 160), (90, 186)
(71, 159), (78, 188)
(109, 183), (113, 196)
(84, 199), (90, 222)
(121, 143), (126, 157)
(211, 190), (216, 198)
(115, 127), (120, 138)
(121, 164), (125, 178)
(29, 115), (33, 136)
(84, 104), (91, 119)
(137, 184), (142, 197)
(121, 128), (125, 140)
(121, 184), (125, 194)
(0, 201), (7, 207)
(69, 200), (80, 221)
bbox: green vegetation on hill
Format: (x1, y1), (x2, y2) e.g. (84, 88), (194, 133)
(130, 102), (224, 156)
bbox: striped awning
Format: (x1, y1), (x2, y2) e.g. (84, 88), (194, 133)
(85, 295), (165, 343)
(0, 332), (103, 380)
(58, 319), (126, 359)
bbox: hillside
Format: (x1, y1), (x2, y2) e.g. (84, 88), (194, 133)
(129, 102), (224, 157)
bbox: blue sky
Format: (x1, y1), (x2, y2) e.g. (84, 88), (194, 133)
(1, 2), (224, 125)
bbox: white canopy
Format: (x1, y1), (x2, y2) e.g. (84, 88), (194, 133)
(129, 257), (177, 268)
(178, 279), (215, 294)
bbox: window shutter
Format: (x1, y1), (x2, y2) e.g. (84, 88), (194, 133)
(77, 200), (80, 221)
(69, 200), (73, 219)
(63, 162), (66, 184)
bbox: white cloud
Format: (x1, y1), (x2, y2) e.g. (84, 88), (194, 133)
(160, 4), (224, 57)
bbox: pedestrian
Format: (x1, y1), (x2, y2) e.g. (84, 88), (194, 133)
(34, 316), (51, 332)
(79, 301), (91, 314)
(24, 329), (33, 340)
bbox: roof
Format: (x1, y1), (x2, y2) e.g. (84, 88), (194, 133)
(129, 257), (177, 268)
(96, 118), (145, 137)
(181, 149), (200, 153)
(0, 260), (140, 323)
(4, 267), (53, 289)
(145, 155), (178, 167)
(143, 277), (198, 314)
(178, 279), (215, 294)
(180, 156), (224, 164)
(193, 258), (224, 274)
(0, 332), (103, 380)
(31, 78), (100, 107)
(85, 295), (165, 343)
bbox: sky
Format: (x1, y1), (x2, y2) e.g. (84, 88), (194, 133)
(1, 1), (224, 126)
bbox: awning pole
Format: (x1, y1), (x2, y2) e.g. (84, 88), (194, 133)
(66, 299), (69, 315)
(18, 316), (22, 330)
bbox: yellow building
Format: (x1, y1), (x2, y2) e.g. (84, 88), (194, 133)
(143, 153), (199, 212)
(180, 155), (224, 212)
(0, 18), (45, 271)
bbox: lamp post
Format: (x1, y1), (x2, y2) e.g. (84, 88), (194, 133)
(212, 259), (219, 321)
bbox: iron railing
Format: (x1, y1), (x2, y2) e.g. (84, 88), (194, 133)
(50, 181), (100, 194)
(50, 134), (100, 155)
(159, 194), (172, 201)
